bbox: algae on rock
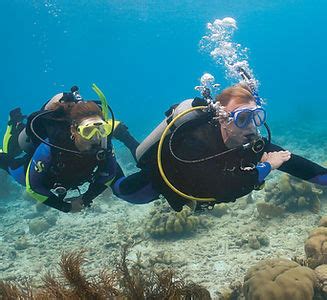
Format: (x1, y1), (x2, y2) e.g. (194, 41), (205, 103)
(264, 174), (323, 213)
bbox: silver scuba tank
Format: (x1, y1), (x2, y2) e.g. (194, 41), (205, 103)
(135, 99), (207, 162)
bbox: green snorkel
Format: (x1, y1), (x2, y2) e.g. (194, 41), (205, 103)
(92, 84), (109, 121)
(92, 83), (115, 137)
(91, 84), (115, 160)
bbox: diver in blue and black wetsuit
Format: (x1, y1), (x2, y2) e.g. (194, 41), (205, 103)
(0, 86), (139, 212)
(113, 76), (327, 212)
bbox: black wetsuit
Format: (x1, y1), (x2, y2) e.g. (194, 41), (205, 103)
(114, 110), (327, 211)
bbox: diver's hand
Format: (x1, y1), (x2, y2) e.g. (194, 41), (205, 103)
(261, 150), (291, 170)
(70, 197), (84, 213)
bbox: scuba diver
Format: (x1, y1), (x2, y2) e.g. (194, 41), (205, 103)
(113, 72), (327, 211)
(0, 85), (139, 212)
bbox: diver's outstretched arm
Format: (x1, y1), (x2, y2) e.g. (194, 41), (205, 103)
(265, 143), (327, 185)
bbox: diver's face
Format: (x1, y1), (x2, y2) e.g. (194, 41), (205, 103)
(220, 99), (259, 149)
(72, 116), (104, 152)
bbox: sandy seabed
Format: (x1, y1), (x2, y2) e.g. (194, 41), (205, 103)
(0, 123), (326, 298)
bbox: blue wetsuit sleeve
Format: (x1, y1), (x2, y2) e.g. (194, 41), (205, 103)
(310, 174), (327, 185)
(26, 143), (71, 212)
(82, 149), (117, 206)
(256, 162), (272, 183)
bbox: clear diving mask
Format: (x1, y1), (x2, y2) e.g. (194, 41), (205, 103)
(228, 107), (266, 129)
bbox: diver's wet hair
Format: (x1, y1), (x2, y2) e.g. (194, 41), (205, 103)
(70, 101), (103, 125)
(44, 101), (75, 122)
(216, 84), (255, 106)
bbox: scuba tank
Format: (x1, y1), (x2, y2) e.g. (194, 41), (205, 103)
(136, 73), (220, 163)
(18, 86), (82, 156)
(136, 99), (210, 162)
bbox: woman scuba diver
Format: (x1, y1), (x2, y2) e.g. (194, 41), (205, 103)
(113, 73), (327, 211)
(0, 86), (139, 212)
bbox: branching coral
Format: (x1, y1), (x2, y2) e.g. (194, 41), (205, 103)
(264, 174), (323, 213)
(0, 246), (211, 300)
(0, 281), (34, 299)
(31, 250), (119, 300)
(117, 244), (210, 299)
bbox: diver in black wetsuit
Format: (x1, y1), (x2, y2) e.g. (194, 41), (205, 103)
(113, 78), (327, 212)
(0, 86), (139, 212)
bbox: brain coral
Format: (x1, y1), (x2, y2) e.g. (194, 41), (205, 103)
(305, 227), (327, 268)
(315, 264), (327, 294)
(243, 258), (316, 300)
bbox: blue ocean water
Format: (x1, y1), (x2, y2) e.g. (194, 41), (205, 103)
(0, 0), (326, 140)
(1, 1), (327, 296)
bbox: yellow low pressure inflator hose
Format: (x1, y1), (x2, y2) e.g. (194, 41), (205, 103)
(157, 106), (216, 202)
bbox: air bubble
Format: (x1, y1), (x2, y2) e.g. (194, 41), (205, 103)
(200, 17), (258, 88)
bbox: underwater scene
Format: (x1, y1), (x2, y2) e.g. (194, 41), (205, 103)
(1, 0), (327, 299)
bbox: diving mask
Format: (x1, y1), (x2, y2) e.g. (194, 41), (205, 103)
(77, 120), (112, 140)
(228, 107), (266, 129)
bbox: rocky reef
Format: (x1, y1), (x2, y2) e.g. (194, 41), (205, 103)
(217, 215), (327, 300)
(264, 174), (323, 213)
